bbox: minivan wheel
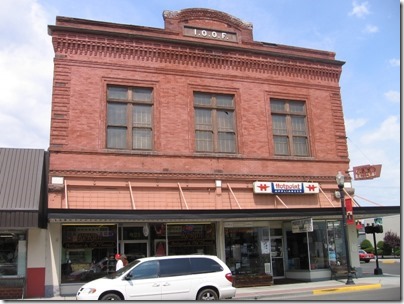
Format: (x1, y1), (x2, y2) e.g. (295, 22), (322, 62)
(100, 293), (122, 300)
(197, 288), (219, 300)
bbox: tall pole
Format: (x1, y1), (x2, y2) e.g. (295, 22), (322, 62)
(336, 171), (355, 285)
(372, 228), (383, 275)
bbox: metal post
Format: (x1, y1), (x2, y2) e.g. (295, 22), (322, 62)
(372, 229), (383, 275)
(337, 172), (355, 285)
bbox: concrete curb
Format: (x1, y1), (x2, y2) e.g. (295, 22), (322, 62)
(380, 259), (398, 264)
(313, 283), (382, 294)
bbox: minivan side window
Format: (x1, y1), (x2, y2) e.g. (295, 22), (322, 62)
(129, 261), (159, 280)
(190, 258), (223, 274)
(159, 258), (191, 277)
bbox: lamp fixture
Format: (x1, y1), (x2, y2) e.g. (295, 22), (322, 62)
(336, 171), (344, 187)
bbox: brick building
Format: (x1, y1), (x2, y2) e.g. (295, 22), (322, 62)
(43, 8), (398, 297)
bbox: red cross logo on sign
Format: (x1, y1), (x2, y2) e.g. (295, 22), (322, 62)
(305, 184), (317, 192)
(258, 184), (269, 191)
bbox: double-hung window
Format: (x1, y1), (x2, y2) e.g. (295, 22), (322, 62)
(270, 99), (309, 156)
(194, 92), (236, 153)
(107, 86), (153, 150)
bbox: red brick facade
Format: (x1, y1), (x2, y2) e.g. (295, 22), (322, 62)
(48, 8), (348, 211)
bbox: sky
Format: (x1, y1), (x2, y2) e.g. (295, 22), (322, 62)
(0, 0), (400, 207)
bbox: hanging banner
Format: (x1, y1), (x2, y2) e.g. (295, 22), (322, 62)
(345, 197), (354, 225)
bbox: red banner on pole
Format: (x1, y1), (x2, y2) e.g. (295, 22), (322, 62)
(345, 197), (354, 225)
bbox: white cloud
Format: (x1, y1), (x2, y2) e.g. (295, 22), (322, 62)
(384, 90), (400, 103)
(389, 58), (400, 67)
(349, 1), (370, 18)
(0, 0), (53, 149)
(360, 116), (400, 144)
(345, 118), (367, 133)
(363, 24), (378, 33)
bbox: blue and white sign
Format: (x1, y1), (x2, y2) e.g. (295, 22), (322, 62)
(253, 182), (319, 194)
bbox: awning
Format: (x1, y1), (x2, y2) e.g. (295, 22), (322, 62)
(0, 148), (48, 229)
(48, 206), (400, 223)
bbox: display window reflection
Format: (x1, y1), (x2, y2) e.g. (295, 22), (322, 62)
(286, 220), (344, 271)
(0, 233), (26, 276)
(61, 225), (117, 283)
(224, 227), (271, 276)
(165, 223), (216, 255)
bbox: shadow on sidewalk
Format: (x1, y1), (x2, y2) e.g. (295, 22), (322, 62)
(273, 278), (306, 285)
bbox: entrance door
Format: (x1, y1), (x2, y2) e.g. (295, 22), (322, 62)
(122, 241), (148, 262)
(270, 237), (285, 278)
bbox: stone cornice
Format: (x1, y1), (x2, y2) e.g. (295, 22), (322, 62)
(51, 33), (342, 83)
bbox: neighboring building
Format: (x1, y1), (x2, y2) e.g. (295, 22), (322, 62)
(45, 8), (399, 297)
(359, 214), (401, 246)
(0, 148), (48, 299)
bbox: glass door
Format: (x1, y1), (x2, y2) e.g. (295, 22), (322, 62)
(122, 241), (148, 263)
(120, 225), (149, 262)
(270, 237), (285, 278)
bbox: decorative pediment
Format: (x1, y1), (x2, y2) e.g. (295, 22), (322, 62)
(163, 8), (253, 43)
(163, 8), (253, 29)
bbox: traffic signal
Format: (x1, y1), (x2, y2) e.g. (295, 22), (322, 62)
(365, 225), (374, 234)
(374, 225), (383, 233)
(364, 224), (383, 234)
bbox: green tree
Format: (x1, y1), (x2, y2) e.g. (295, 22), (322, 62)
(376, 241), (385, 257)
(381, 240), (393, 256)
(360, 239), (373, 253)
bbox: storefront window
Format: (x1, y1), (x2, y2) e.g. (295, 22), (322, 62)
(327, 220), (345, 265)
(224, 227), (271, 276)
(166, 223), (216, 255)
(307, 221), (328, 269)
(61, 225), (117, 283)
(150, 223), (167, 256)
(287, 220), (345, 271)
(0, 233), (26, 276)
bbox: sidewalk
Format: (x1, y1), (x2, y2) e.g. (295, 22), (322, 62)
(234, 274), (399, 300)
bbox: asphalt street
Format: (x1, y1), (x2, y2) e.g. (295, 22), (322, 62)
(3, 258), (400, 302)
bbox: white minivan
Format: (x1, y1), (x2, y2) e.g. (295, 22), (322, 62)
(76, 255), (236, 301)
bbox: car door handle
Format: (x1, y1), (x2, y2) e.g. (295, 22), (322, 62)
(152, 283), (160, 287)
(162, 282), (170, 286)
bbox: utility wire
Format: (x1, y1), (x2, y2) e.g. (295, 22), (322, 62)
(347, 137), (375, 165)
(353, 194), (383, 206)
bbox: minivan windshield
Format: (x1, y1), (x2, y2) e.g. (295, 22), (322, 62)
(105, 260), (141, 279)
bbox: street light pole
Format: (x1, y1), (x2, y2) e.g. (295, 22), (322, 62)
(336, 171), (355, 285)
